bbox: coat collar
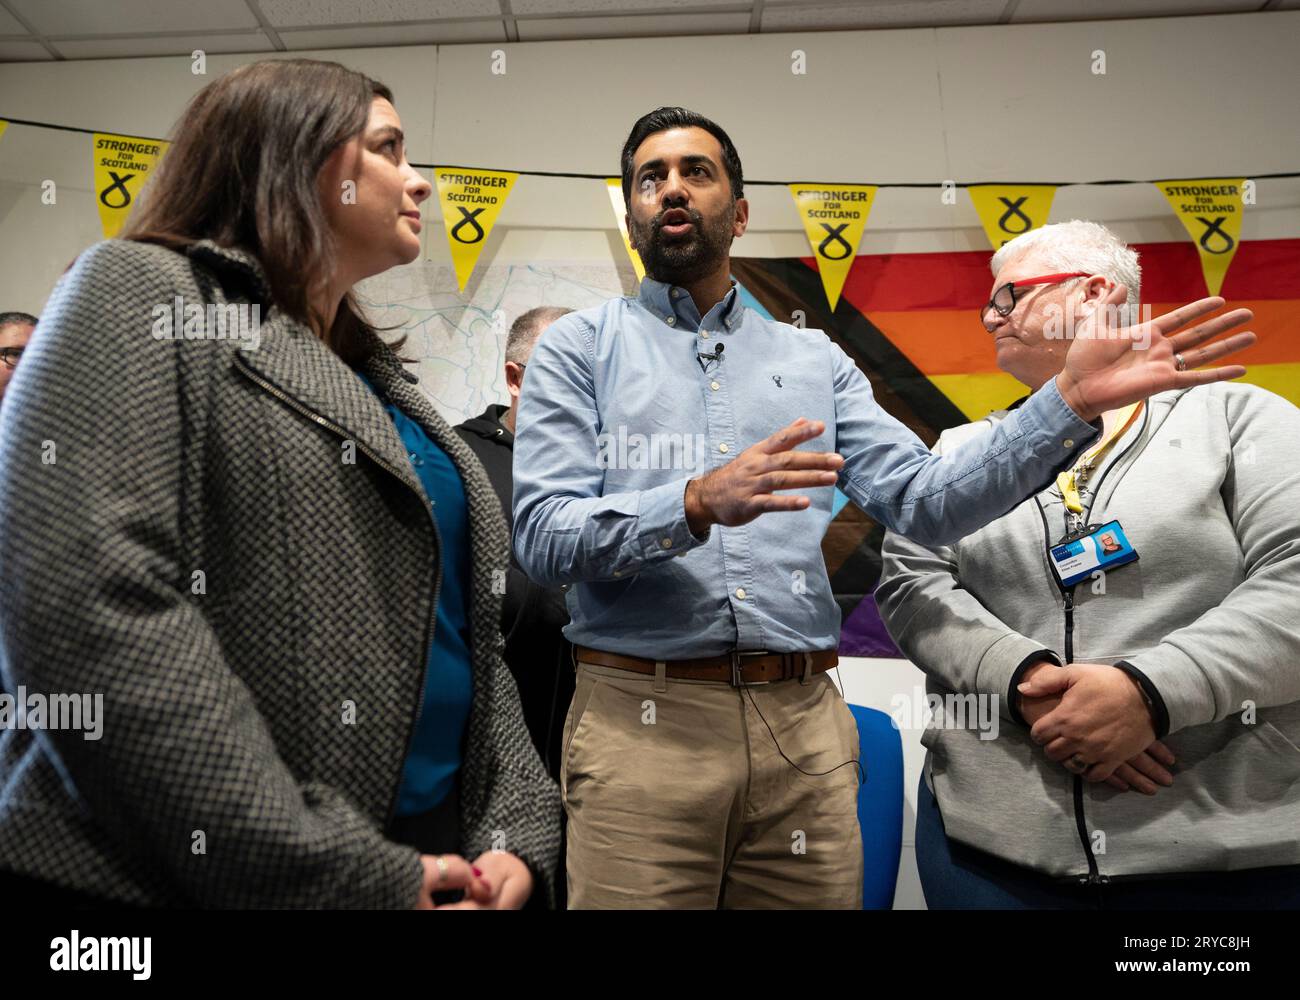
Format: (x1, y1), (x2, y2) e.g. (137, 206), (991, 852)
(190, 240), (505, 527)
(185, 239), (274, 306)
(190, 240), (425, 496)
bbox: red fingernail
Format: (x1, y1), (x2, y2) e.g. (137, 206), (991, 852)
(472, 866), (483, 877)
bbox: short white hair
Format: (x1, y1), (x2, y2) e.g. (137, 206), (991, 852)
(990, 220), (1142, 324)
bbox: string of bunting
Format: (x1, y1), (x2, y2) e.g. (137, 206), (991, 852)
(4, 114), (1296, 307)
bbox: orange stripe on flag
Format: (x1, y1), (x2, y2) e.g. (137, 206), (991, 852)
(868, 309), (996, 375)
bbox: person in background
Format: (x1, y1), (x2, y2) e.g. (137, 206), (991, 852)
(876, 220), (1300, 909)
(0, 58), (560, 909)
(0, 311), (36, 406)
(456, 305), (575, 908)
(456, 304), (575, 779)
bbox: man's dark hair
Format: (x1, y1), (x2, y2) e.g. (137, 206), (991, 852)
(0, 312), (38, 328)
(620, 107), (744, 209)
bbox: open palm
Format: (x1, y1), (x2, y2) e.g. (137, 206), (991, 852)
(1058, 284), (1255, 420)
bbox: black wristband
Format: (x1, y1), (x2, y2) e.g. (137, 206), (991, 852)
(1113, 659), (1171, 740)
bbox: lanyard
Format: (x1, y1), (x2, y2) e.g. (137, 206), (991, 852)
(1056, 401), (1143, 516)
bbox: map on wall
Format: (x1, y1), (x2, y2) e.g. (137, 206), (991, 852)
(354, 259), (631, 425)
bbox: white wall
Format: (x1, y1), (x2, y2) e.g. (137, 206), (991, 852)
(2, 12), (1297, 908)
(2, 10), (1298, 312)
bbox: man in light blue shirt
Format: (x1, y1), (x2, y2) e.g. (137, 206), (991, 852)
(512, 107), (1254, 909)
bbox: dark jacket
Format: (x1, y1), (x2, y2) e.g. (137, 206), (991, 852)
(455, 405), (573, 780)
(0, 238), (561, 908)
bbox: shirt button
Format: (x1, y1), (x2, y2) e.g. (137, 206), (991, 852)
(660, 537), (673, 549)
(718, 443), (729, 454)
(735, 588), (747, 600)
(1063, 438), (1075, 449)
(409, 453), (423, 467)
(700, 331), (709, 339)
(613, 570), (622, 577)
(665, 316), (676, 325)
(710, 380), (720, 391)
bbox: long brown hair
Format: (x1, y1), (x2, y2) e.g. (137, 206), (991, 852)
(121, 58), (396, 365)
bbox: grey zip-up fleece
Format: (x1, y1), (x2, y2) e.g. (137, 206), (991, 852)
(876, 381), (1300, 879)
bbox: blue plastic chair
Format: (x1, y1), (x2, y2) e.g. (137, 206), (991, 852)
(849, 703), (904, 909)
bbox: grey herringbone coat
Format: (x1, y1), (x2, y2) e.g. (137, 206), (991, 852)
(0, 238), (561, 908)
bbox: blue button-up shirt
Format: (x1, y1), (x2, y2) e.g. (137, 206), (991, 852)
(512, 275), (1099, 659)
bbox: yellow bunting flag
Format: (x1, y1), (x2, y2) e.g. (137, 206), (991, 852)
(606, 178), (645, 282)
(1155, 178), (1245, 296)
(92, 132), (168, 238)
(0, 120), (7, 142)
(968, 184), (1057, 250)
(788, 183), (877, 311)
(433, 167), (518, 292)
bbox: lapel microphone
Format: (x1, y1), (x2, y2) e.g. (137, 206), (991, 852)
(696, 340), (724, 373)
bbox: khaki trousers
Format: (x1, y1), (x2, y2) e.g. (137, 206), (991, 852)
(561, 657), (864, 909)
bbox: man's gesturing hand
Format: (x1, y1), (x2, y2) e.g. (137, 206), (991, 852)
(684, 418), (843, 535)
(1056, 285), (1255, 422)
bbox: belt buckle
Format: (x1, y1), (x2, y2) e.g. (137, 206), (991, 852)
(729, 649), (770, 687)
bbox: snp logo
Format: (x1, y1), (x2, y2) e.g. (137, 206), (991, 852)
(50, 930), (151, 980)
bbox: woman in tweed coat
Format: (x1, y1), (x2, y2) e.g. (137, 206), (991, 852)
(0, 59), (561, 908)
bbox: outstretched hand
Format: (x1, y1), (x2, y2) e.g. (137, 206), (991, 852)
(1056, 285), (1255, 422)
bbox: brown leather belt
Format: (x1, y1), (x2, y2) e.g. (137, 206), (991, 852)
(574, 645), (838, 686)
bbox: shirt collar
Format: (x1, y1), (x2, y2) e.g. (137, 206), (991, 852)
(636, 275), (743, 332)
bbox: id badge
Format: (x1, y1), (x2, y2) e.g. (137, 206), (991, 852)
(1047, 519), (1139, 588)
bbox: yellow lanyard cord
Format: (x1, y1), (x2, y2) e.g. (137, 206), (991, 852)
(1056, 402), (1144, 515)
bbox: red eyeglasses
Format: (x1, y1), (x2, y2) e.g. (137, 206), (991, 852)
(981, 272), (1090, 330)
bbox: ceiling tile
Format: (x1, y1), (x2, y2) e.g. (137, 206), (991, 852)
(0, 6), (28, 34)
(259, 0), (502, 27)
(9, 0), (260, 35)
(762, 0), (1004, 30)
(0, 40), (53, 61)
(53, 33), (275, 59)
(518, 10), (751, 39)
(280, 20), (507, 46)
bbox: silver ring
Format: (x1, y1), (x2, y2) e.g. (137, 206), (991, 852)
(1174, 352), (1187, 372)
(434, 855), (449, 886)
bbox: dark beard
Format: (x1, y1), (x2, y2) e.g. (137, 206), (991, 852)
(630, 203), (734, 285)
